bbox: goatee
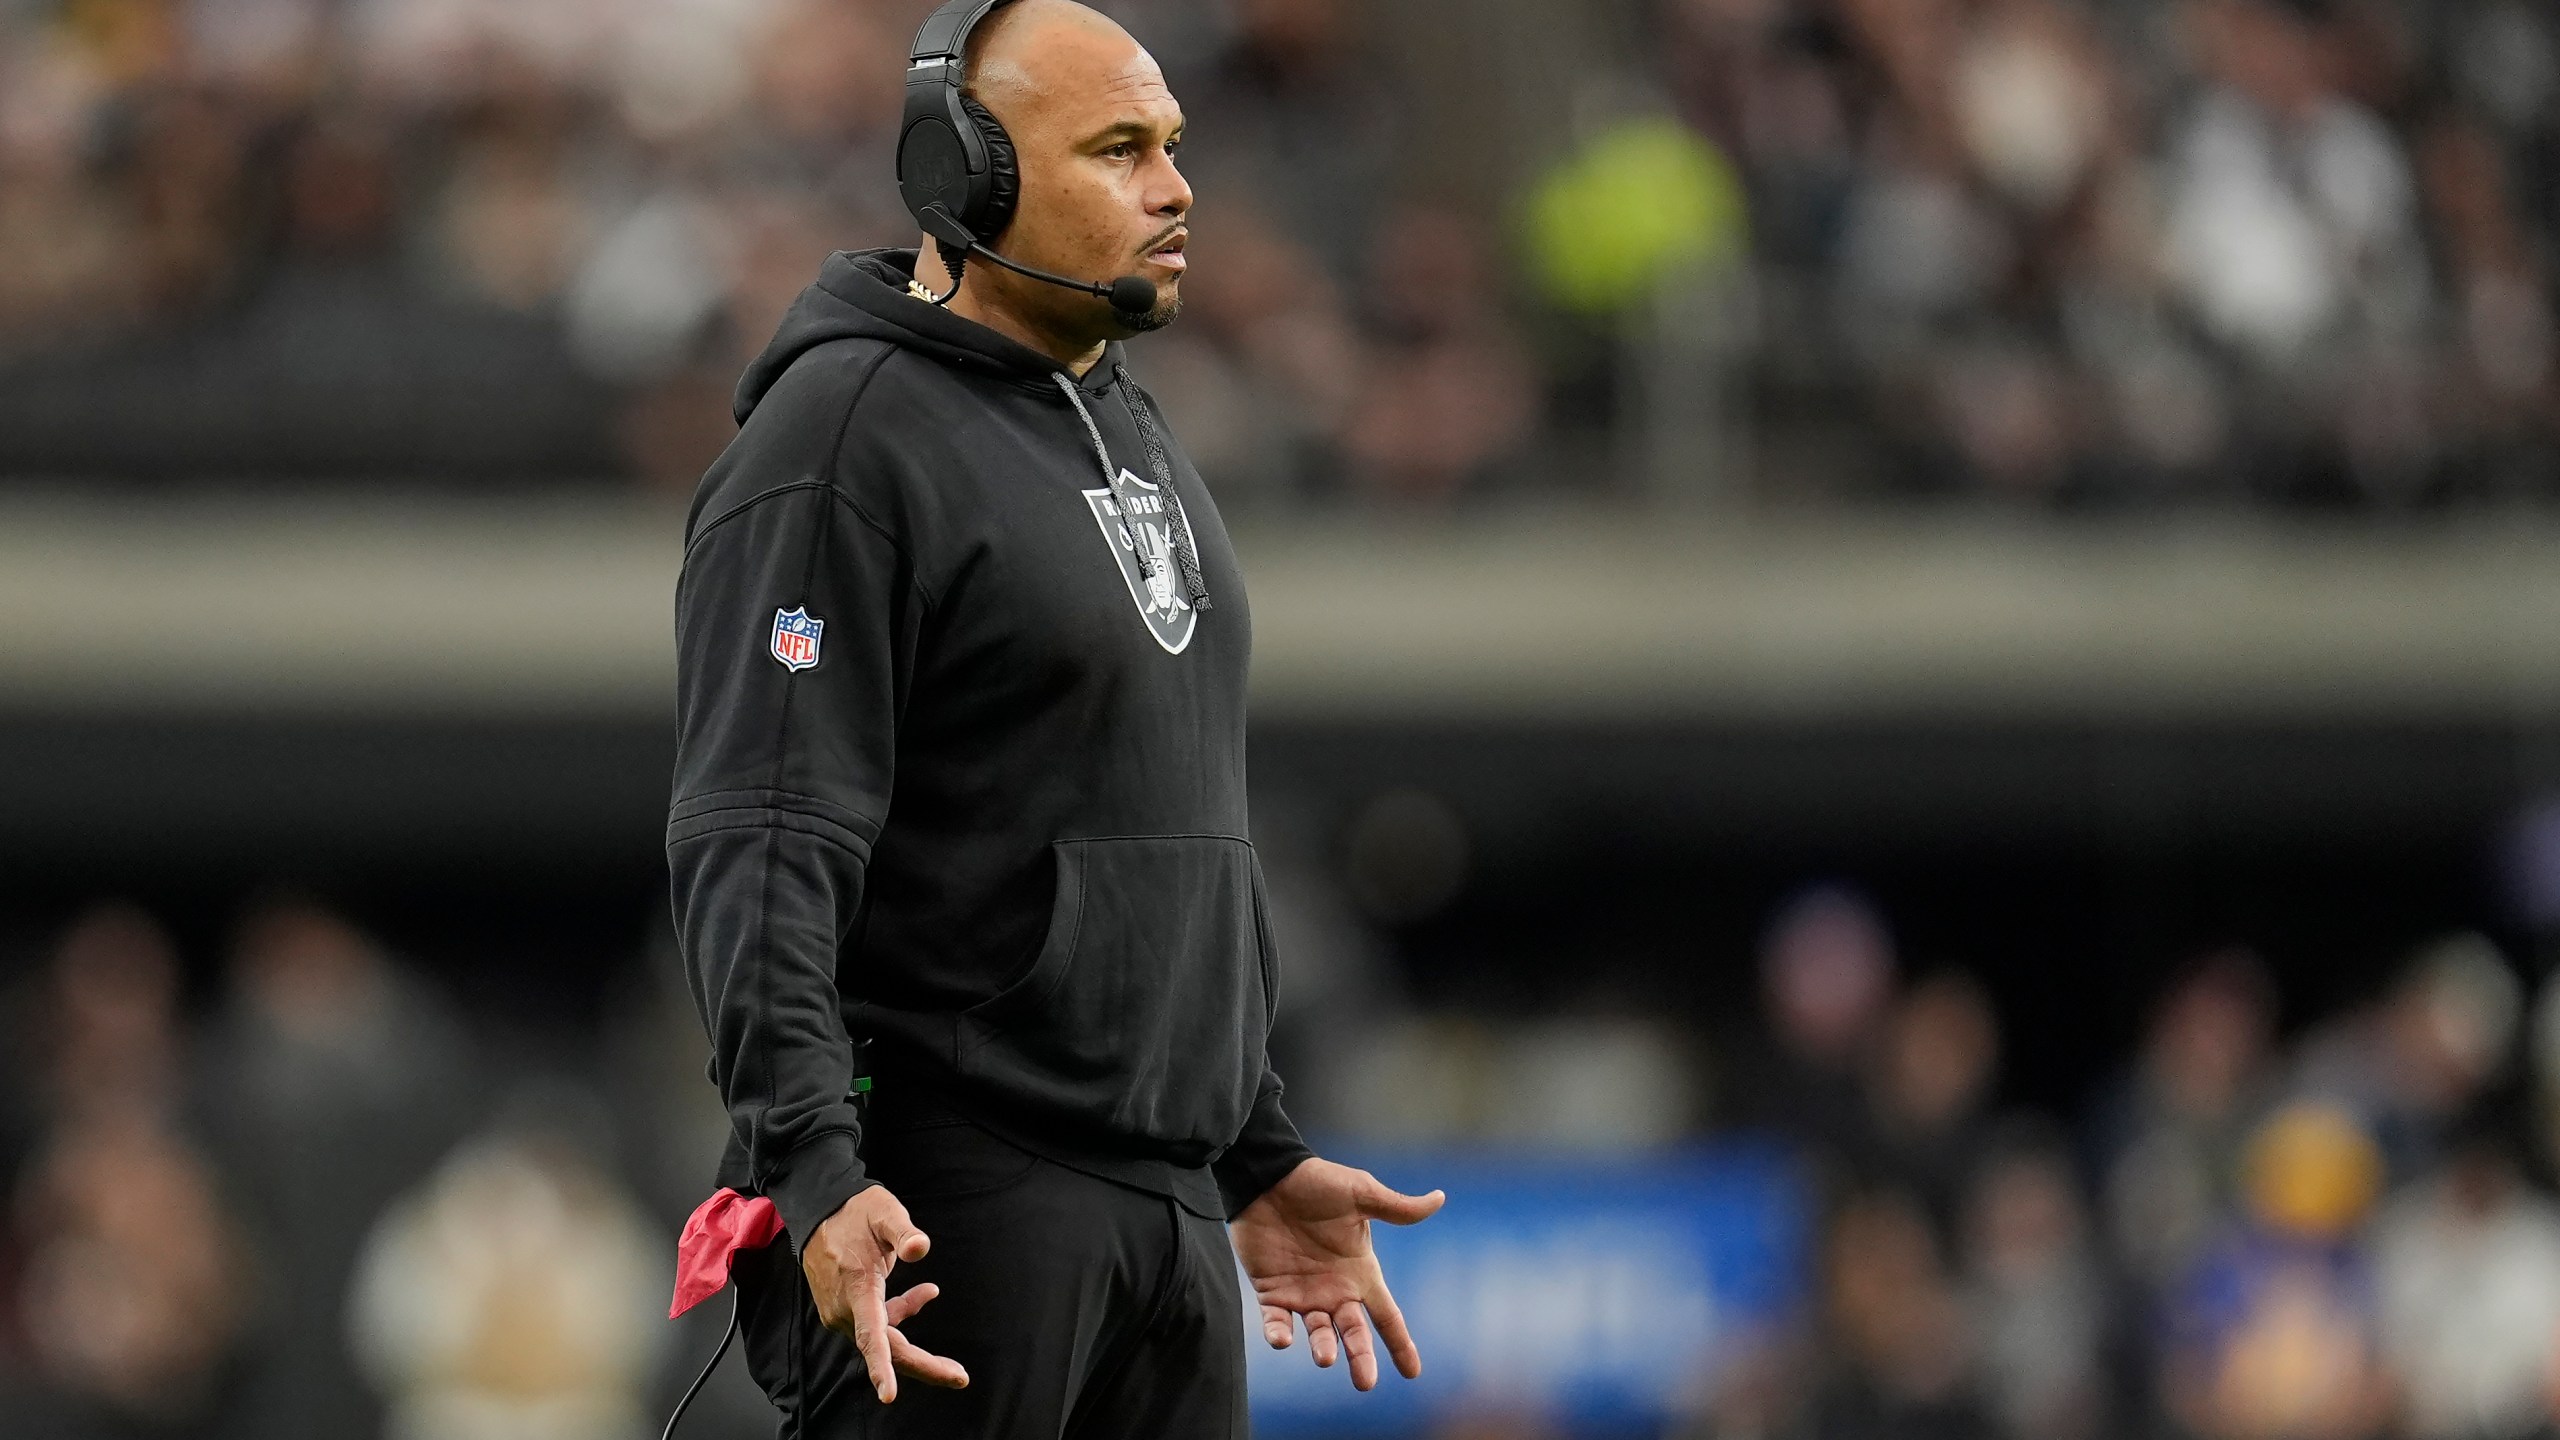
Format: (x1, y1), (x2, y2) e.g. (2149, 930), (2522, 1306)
(1122, 293), (1184, 334)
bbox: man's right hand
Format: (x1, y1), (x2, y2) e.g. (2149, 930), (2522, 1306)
(801, 1185), (970, 1402)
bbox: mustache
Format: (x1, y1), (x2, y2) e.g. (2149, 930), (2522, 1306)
(1135, 224), (1186, 259)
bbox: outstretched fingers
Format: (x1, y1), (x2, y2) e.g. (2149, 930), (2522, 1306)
(1358, 1179), (1447, 1226)
(854, 1276), (898, 1403)
(864, 1282), (967, 1390)
(1334, 1303), (1380, 1391)
(887, 1328), (970, 1389)
(1261, 1303), (1294, 1350)
(884, 1282), (939, 1326)
(1365, 1276), (1425, 1380)
(1305, 1308), (1339, 1368)
(849, 1199), (933, 1402)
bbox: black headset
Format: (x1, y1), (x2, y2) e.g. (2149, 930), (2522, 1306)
(895, 0), (1159, 315)
(899, 0), (1023, 259)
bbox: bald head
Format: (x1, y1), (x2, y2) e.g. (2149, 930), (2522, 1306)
(965, 0), (1154, 106)
(916, 0), (1192, 365)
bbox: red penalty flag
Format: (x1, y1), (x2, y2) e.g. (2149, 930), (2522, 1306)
(671, 1188), (784, 1318)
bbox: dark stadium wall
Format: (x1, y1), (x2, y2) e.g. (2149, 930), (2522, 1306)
(0, 709), (2528, 1115)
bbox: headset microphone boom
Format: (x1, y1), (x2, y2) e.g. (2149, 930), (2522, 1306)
(918, 202), (1161, 316)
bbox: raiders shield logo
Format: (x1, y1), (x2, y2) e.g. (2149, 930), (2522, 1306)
(1081, 469), (1196, 654)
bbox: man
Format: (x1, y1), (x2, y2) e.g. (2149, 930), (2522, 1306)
(667, 2), (1442, 1435)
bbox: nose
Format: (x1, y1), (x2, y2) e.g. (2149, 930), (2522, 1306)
(1148, 150), (1192, 220)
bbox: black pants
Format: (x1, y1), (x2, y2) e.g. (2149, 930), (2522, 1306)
(735, 1115), (1247, 1439)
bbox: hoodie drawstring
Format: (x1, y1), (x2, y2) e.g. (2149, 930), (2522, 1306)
(1050, 371), (1212, 614)
(1112, 365), (1212, 614)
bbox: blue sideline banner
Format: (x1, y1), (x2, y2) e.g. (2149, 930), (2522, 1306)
(1243, 1144), (1808, 1435)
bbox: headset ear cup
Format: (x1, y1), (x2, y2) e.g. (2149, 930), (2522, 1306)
(959, 96), (1020, 241)
(898, 115), (974, 230)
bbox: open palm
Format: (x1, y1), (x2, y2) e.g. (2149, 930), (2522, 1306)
(1230, 1157), (1444, 1391)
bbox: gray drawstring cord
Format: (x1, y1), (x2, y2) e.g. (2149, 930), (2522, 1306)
(1051, 371), (1210, 613)
(1112, 364), (1211, 613)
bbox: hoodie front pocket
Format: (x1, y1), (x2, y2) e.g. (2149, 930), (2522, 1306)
(958, 835), (1271, 1156)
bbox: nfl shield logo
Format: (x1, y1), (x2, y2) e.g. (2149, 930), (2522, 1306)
(771, 607), (823, 672)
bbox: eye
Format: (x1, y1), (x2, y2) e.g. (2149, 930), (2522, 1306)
(1165, 138), (1182, 158)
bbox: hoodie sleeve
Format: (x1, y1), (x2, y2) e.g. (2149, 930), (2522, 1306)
(1214, 1068), (1316, 1217)
(669, 358), (924, 1253)
(1212, 849), (1317, 1216)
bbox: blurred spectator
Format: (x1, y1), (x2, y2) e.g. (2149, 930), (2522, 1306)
(2373, 1113), (2560, 1440)
(0, 40), (141, 354)
(1168, 0), (1397, 295)
(4, 1114), (252, 1440)
(2157, 0), (2437, 499)
(424, 78), (604, 315)
(1962, 1131), (2115, 1440)
(2415, 111), (2560, 495)
(1, 907), (249, 1440)
(2292, 932), (2521, 1182)
(1801, 1188), (1994, 1440)
(348, 1090), (667, 1440)
(2162, 1101), (2393, 1440)
(2095, 948), (2279, 1291)
(1861, 972), (2001, 1236)
(35, 907), (187, 1130)
(195, 899), (479, 1440)
(1340, 203), (1541, 503)
(1724, 884), (1898, 1165)
(2160, 0), (2428, 365)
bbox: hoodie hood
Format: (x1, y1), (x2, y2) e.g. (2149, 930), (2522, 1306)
(733, 247), (1124, 424)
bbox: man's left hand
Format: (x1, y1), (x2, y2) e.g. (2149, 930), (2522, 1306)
(1230, 1157), (1444, 1391)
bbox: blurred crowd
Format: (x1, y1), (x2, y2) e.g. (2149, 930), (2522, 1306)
(4, 0), (2555, 505)
(1684, 887), (2560, 1440)
(1597, 0), (2560, 504)
(12, 877), (2560, 1439)
(1276, 859), (2560, 1439)
(0, 0), (1531, 501)
(0, 900), (757, 1440)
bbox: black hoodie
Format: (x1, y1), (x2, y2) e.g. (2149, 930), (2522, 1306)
(670, 248), (1312, 1249)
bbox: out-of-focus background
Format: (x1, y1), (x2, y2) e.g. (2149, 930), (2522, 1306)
(7, 0), (2560, 1436)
